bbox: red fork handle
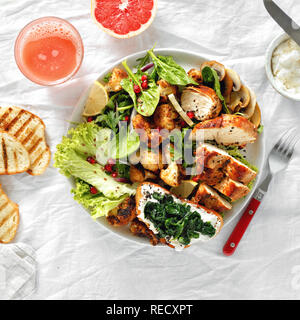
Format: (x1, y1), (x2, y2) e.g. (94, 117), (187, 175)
(223, 197), (261, 256)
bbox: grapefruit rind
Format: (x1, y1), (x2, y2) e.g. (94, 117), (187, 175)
(91, 0), (157, 39)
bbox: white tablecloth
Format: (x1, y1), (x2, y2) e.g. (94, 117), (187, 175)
(1, 0), (300, 300)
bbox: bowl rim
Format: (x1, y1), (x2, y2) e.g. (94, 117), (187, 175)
(265, 32), (300, 101)
(69, 47), (266, 248)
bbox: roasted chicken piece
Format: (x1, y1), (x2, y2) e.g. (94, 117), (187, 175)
(140, 148), (163, 173)
(107, 197), (137, 226)
(214, 177), (250, 202)
(157, 79), (177, 102)
(130, 218), (159, 246)
(129, 165), (157, 183)
(193, 183), (232, 212)
(194, 167), (225, 186)
(153, 104), (179, 131)
(181, 86), (222, 121)
(196, 143), (257, 185)
(188, 68), (202, 84)
(132, 114), (161, 148)
(160, 162), (182, 187)
(104, 67), (128, 92)
(191, 114), (258, 146)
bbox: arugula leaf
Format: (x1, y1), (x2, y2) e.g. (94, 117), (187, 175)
(202, 66), (230, 114)
(135, 52), (151, 70)
(148, 50), (198, 86)
(95, 111), (121, 133)
(121, 60), (160, 117)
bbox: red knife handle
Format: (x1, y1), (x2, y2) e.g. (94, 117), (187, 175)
(223, 197), (261, 256)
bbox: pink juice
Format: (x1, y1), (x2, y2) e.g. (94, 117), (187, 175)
(15, 17), (84, 86)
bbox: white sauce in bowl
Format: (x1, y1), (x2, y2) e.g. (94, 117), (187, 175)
(272, 38), (300, 97)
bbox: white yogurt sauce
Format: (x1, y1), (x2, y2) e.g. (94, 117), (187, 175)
(272, 38), (300, 97)
(137, 184), (221, 251)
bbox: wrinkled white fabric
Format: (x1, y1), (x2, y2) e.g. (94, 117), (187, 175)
(0, 243), (37, 300)
(0, 0), (300, 300)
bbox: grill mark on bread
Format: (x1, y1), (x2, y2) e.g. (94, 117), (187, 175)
(2, 109), (25, 132)
(14, 115), (34, 138)
(28, 137), (42, 154)
(0, 208), (16, 228)
(20, 123), (39, 145)
(2, 137), (8, 173)
(31, 149), (46, 167)
(0, 200), (8, 211)
(0, 109), (11, 125)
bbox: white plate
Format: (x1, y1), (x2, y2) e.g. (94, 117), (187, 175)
(70, 48), (265, 247)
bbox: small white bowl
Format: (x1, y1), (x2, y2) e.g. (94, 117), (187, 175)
(265, 33), (300, 101)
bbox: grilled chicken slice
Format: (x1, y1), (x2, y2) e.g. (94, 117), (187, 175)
(194, 168), (225, 186)
(157, 80), (177, 103)
(193, 183), (232, 213)
(107, 197), (137, 226)
(191, 114), (257, 146)
(214, 177), (250, 202)
(181, 86), (222, 121)
(196, 143), (257, 185)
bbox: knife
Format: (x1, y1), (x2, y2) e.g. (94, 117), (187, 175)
(264, 0), (300, 46)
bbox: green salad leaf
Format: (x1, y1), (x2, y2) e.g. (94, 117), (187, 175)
(202, 66), (230, 114)
(72, 179), (129, 219)
(148, 50), (198, 86)
(121, 60), (160, 116)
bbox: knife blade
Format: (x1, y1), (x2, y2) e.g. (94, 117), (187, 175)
(264, 0), (300, 46)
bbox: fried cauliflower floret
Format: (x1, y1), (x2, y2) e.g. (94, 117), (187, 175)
(160, 162), (182, 187)
(188, 68), (202, 84)
(140, 148), (163, 172)
(153, 104), (179, 131)
(129, 165), (158, 183)
(130, 218), (159, 246)
(105, 67), (128, 92)
(157, 79), (177, 102)
(107, 197), (137, 226)
(132, 114), (161, 148)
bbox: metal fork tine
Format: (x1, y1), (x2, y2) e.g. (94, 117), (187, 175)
(281, 129), (297, 157)
(274, 128), (294, 153)
(286, 134), (299, 160)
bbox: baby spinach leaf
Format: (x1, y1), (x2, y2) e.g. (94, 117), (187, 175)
(202, 66), (230, 114)
(121, 60), (160, 117)
(148, 50), (198, 86)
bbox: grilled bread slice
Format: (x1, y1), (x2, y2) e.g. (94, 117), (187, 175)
(0, 184), (19, 243)
(0, 130), (30, 175)
(0, 106), (51, 175)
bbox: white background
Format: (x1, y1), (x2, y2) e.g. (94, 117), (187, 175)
(1, 0), (300, 299)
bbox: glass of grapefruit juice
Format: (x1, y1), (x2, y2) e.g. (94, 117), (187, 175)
(15, 17), (84, 86)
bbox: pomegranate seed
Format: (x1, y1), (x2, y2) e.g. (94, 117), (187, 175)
(104, 164), (113, 172)
(124, 115), (130, 122)
(111, 172), (118, 178)
(87, 157), (96, 164)
(134, 84), (141, 94)
(87, 117), (94, 122)
(141, 75), (148, 82)
(90, 186), (98, 194)
(187, 111), (195, 119)
(141, 80), (148, 90)
(180, 120), (186, 127)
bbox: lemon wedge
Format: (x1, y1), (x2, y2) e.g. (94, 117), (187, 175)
(82, 81), (109, 117)
(170, 180), (198, 198)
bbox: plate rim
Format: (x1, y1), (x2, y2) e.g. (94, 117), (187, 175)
(68, 48), (266, 247)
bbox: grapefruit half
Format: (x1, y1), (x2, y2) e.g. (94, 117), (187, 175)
(91, 0), (157, 39)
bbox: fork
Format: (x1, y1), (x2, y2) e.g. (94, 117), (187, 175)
(223, 128), (299, 256)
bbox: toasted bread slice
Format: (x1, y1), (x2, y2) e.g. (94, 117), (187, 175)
(0, 184), (19, 243)
(0, 130), (30, 175)
(136, 182), (223, 249)
(0, 106), (51, 175)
